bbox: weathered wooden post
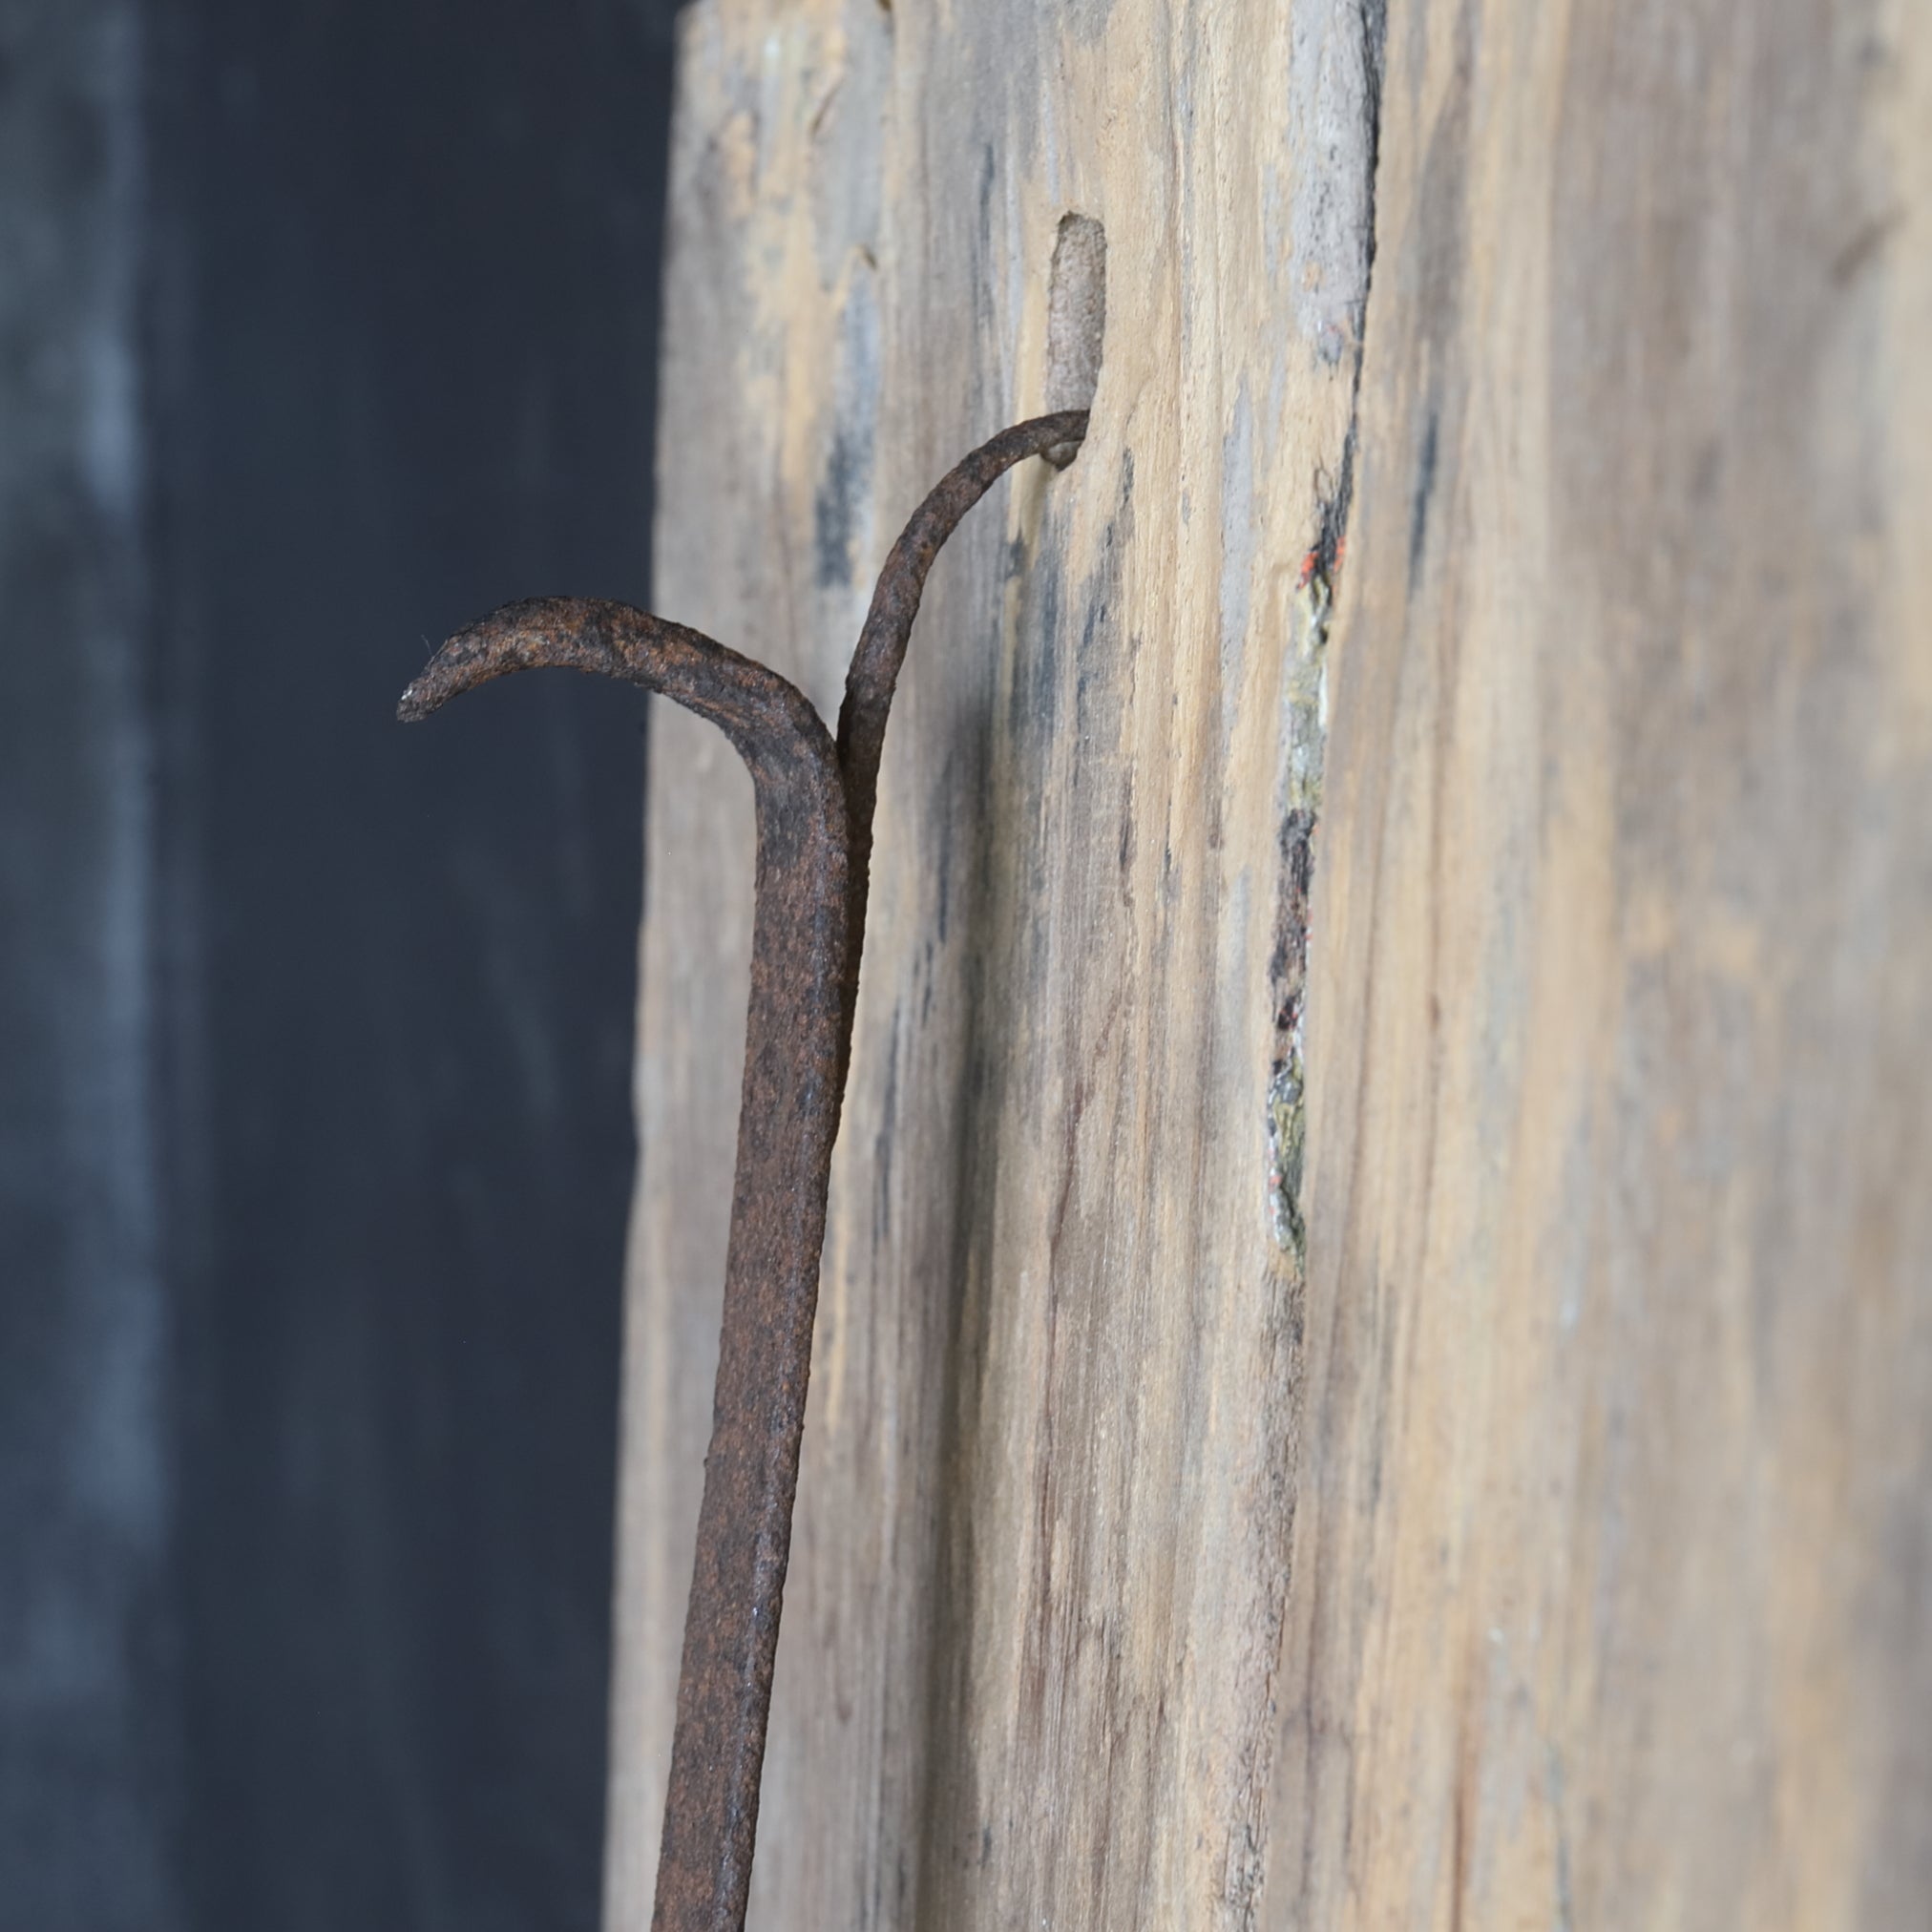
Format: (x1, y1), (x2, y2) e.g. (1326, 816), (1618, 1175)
(607, 3), (1932, 1924)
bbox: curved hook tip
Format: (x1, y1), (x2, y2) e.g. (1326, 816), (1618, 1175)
(396, 645), (474, 723)
(395, 605), (544, 723)
(395, 629), (480, 724)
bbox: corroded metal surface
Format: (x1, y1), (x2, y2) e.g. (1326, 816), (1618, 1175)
(399, 410), (1086, 1931)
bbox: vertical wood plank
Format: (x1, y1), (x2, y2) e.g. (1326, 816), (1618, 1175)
(609, 2), (1376, 1924)
(1268, 2), (1932, 1925)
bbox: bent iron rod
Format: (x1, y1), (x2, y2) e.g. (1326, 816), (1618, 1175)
(398, 410), (1089, 1932)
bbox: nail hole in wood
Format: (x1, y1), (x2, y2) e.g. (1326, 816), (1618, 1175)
(1044, 213), (1106, 468)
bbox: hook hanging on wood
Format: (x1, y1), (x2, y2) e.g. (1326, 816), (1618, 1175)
(399, 410), (1087, 1932)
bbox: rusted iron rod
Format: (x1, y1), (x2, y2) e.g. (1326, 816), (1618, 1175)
(398, 409), (1086, 1932)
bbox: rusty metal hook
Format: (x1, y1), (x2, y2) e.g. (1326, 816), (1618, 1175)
(398, 409), (1087, 1932)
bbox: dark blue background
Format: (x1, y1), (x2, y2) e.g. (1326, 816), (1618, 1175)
(0, 3), (681, 1924)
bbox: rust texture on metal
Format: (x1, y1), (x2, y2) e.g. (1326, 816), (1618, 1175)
(397, 410), (1087, 1932)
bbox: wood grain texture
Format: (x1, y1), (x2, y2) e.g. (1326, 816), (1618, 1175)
(1266, 4), (1932, 1926)
(608, 0), (1932, 1926)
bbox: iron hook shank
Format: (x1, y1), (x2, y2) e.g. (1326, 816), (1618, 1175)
(396, 410), (1088, 1931)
